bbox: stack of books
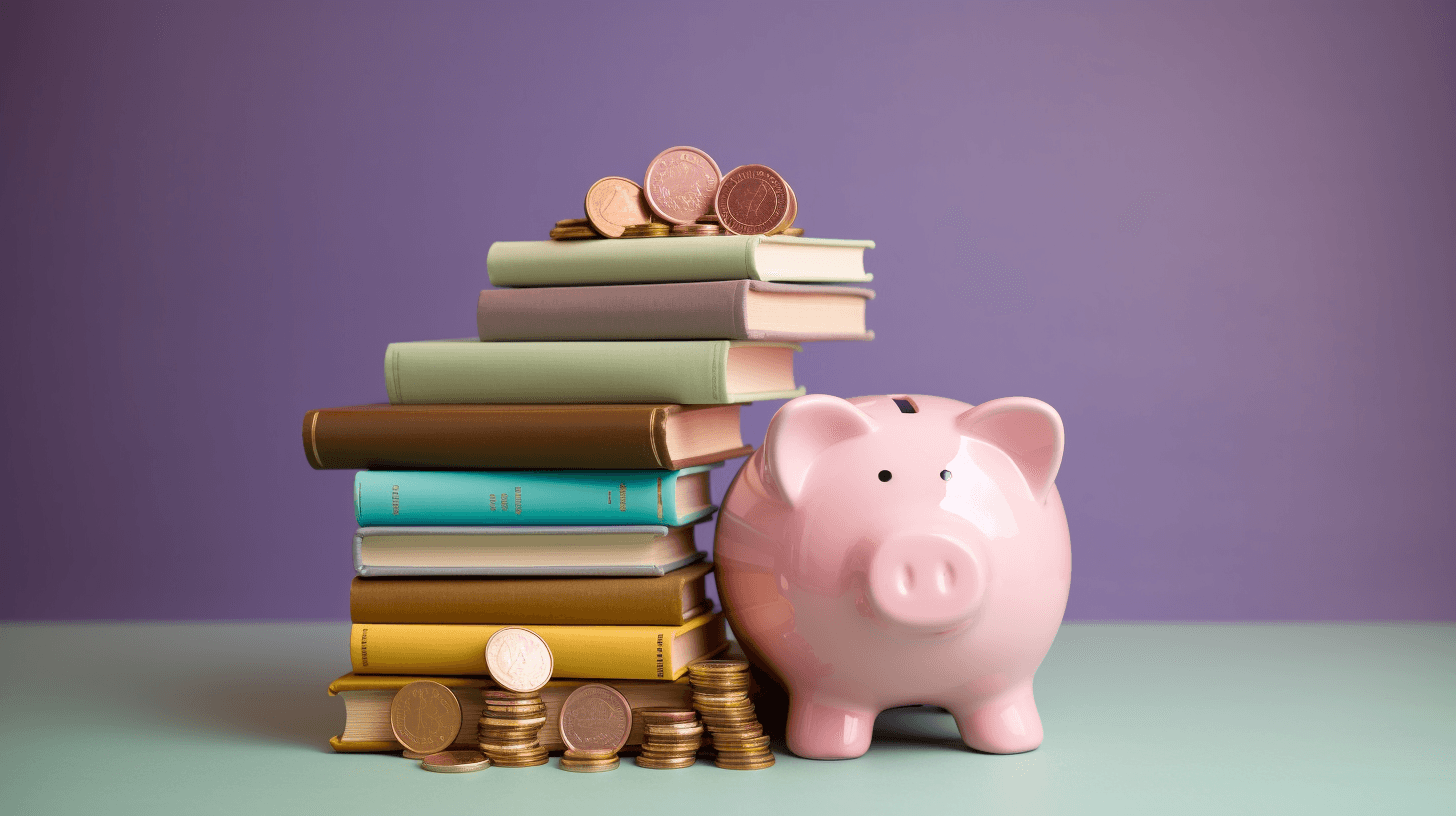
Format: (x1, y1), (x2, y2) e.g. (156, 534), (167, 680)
(305, 232), (875, 754)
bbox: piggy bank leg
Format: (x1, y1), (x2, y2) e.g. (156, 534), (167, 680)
(949, 684), (1043, 754)
(786, 694), (877, 759)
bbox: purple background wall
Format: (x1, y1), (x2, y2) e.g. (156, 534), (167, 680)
(2, 1), (1452, 621)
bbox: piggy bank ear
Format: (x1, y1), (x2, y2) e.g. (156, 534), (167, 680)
(956, 397), (1064, 503)
(763, 394), (878, 504)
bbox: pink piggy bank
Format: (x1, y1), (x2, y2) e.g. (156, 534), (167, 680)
(714, 393), (1069, 759)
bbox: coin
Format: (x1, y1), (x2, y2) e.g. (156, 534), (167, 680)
(549, 225), (599, 240)
(768, 180), (798, 235)
(555, 218), (590, 228)
(560, 748), (620, 772)
(644, 146), (722, 224)
(780, 227), (804, 237)
(715, 165), (790, 236)
(420, 750), (491, 773)
(689, 659), (751, 674)
(389, 681), (462, 754)
(636, 708), (700, 723)
(620, 222), (670, 238)
(484, 627), (553, 692)
(584, 177), (654, 238)
(559, 683), (632, 753)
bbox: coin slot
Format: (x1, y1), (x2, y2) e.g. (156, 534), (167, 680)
(893, 397), (917, 413)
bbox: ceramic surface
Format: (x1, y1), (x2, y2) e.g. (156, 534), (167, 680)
(715, 394), (1070, 759)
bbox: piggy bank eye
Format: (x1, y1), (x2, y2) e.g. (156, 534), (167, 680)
(878, 470), (893, 482)
(940, 470), (953, 480)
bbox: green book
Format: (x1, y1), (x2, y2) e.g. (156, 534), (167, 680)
(384, 339), (805, 405)
(486, 235), (874, 287)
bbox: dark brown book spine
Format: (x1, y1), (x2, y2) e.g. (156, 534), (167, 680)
(349, 563), (713, 625)
(302, 404), (689, 470)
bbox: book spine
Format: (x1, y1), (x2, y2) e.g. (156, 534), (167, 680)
(301, 406), (667, 470)
(350, 622), (680, 679)
(348, 575), (689, 625)
(383, 341), (730, 405)
(353, 470), (703, 526)
(475, 283), (748, 341)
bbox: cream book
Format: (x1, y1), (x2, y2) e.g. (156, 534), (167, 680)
(327, 674), (696, 753)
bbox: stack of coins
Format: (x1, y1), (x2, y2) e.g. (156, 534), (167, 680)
(548, 218), (600, 240)
(477, 689), (550, 767)
(634, 708), (703, 769)
(689, 660), (775, 770)
(559, 749), (619, 773)
(669, 223), (722, 237)
(621, 222), (670, 239)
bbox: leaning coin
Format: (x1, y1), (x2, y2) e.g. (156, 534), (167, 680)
(644, 146), (723, 224)
(715, 165), (790, 236)
(484, 627), (553, 692)
(420, 750), (491, 773)
(560, 683), (633, 753)
(780, 227), (804, 237)
(584, 176), (654, 238)
(767, 179), (798, 235)
(390, 680), (462, 755)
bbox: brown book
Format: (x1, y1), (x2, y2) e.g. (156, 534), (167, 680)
(301, 403), (750, 470)
(350, 562), (714, 625)
(477, 279), (874, 342)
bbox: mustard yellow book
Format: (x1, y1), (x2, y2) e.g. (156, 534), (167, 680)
(349, 612), (727, 680)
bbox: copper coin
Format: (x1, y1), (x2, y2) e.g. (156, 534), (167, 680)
(644, 146), (722, 224)
(559, 683), (633, 753)
(484, 628), (553, 692)
(767, 180), (798, 235)
(389, 681), (462, 754)
(584, 176), (654, 238)
(636, 708), (699, 723)
(420, 750), (491, 773)
(715, 165), (790, 235)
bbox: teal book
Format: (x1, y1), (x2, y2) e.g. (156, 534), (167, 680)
(354, 464), (721, 526)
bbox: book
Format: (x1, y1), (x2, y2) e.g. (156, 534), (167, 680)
(349, 612), (728, 680)
(384, 339), (803, 405)
(353, 464), (718, 527)
(327, 674), (695, 753)
(486, 234), (874, 287)
(349, 562), (715, 624)
(351, 525), (705, 577)
(301, 403), (751, 471)
(475, 280), (875, 342)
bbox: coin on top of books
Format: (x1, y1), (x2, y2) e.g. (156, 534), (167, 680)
(716, 164), (792, 236)
(389, 680), (462, 754)
(555, 218), (590, 228)
(768, 180), (798, 235)
(484, 627), (553, 693)
(549, 224), (599, 240)
(584, 176), (654, 238)
(620, 222), (670, 238)
(644, 146), (722, 225)
(420, 750), (491, 773)
(559, 683), (633, 754)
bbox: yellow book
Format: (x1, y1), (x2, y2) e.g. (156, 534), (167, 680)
(349, 612), (727, 680)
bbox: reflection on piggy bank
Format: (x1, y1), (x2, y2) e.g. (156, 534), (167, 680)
(714, 394), (1070, 759)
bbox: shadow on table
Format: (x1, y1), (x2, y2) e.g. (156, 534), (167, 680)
(132, 666), (343, 752)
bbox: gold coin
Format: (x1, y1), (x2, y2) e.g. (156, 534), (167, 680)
(389, 681), (462, 755)
(780, 227), (804, 237)
(419, 750), (491, 773)
(555, 218), (590, 228)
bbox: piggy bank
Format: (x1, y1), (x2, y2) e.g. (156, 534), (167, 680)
(714, 393), (1070, 759)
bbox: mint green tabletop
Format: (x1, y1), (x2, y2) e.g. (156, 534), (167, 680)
(1, 623), (1451, 814)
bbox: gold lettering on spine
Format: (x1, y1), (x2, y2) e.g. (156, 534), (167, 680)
(656, 479), (663, 519)
(619, 483), (627, 511)
(514, 486), (522, 515)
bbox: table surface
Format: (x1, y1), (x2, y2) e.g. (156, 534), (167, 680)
(1, 622), (1451, 815)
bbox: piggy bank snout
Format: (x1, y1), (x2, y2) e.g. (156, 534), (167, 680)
(865, 534), (985, 631)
